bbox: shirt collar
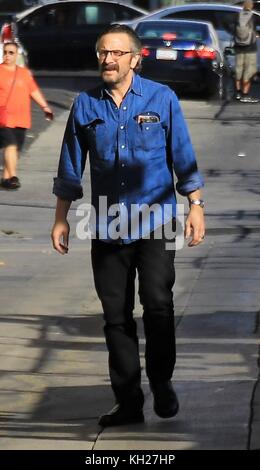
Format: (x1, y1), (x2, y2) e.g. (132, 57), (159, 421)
(99, 73), (143, 99)
(131, 73), (143, 96)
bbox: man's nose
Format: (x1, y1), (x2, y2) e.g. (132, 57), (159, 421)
(103, 51), (114, 63)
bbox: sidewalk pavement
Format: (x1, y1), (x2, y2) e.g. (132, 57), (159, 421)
(0, 97), (260, 450)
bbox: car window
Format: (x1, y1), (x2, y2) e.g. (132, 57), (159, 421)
(19, 5), (72, 30)
(137, 22), (208, 41)
(165, 10), (217, 25)
(164, 9), (238, 35)
(115, 6), (143, 20)
(214, 11), (236, 34)
(19, 10), (45, 29)
(75, 4), (117, 25)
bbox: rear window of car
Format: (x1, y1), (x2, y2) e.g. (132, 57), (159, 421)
(76, 4), (117, 25)
(214, 11), (237, 34)
(164, 9), (238, 35)
(165, 10), (215, 23)
(136, 22), (208, 41)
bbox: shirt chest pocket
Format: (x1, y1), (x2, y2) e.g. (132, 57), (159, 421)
(133, 121), (166, 151)
(83, 119), (112, 159)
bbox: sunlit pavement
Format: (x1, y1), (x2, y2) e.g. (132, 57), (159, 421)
(0, 79), (260, 450)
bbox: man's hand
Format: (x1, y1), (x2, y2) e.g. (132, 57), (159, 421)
(185, 206), (205, 247)
(51, 220), (70, 254)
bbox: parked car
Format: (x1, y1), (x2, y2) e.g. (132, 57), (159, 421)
(136, 19), (233, 98)
(126, 3), (260, 76)
(13, 0), (148, 69)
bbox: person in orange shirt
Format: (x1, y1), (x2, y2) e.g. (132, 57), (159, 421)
(0, 41), (54, 190)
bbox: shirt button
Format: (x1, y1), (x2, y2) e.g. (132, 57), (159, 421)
(121, 202), (125, 205)
(121, 163), (125, 167)
(146, 126), (149, 130)
(121, 182), (125, 186)
(121, 145), (125, 149)
(122, 106), (127, 110)
(120, 125), (125, 130)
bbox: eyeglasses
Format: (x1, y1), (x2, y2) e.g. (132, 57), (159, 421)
(3, 50), (16, 55)
(96, 49), (133, 60)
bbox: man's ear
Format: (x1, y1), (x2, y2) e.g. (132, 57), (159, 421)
(130, 54), (140, 70)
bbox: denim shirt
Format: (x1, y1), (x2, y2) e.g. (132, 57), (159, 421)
(53, 74), (204, 243)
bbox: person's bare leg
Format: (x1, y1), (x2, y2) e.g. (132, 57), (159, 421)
(236, 79), (242, 93)
(242, 80), (251, 95)
(235, 80), (242, 99)
(2, 145), (18, 180)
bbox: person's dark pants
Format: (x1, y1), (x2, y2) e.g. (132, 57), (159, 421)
(91, 233), (176, 409)
(0, 127), (26, 151)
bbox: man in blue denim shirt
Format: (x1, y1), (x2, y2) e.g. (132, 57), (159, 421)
(52, 24), (205, 427)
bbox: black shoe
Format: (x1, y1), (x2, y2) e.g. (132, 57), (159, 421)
(150, 381), (179, 418)
(1, 176), (21, 190)
(98, 403), (144, 427)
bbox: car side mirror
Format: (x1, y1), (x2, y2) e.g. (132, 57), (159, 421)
(224, 46), (235, 56)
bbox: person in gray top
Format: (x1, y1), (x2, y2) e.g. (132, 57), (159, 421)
(234, 0), (259, 102)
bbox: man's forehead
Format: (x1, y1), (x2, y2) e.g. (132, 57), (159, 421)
(99, 32), (131, 47)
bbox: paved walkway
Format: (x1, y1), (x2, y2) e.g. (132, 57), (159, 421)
(0, 97), (259, 450)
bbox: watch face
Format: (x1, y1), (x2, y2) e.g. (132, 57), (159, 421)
(190, 199), (204, 208)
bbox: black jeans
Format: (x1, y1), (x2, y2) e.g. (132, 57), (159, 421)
(91, 234), (176, 408)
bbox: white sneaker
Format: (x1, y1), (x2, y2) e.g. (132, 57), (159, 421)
(240, 95), (259, 103)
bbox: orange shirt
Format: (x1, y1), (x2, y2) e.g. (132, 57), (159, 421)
(0, 65), (39, 128)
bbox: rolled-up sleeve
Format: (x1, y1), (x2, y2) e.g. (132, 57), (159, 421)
(168, 92), (204, 196)
(53, 98), (88, 201)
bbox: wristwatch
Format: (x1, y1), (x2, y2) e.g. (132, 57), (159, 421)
(189, 199), (205, 208)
